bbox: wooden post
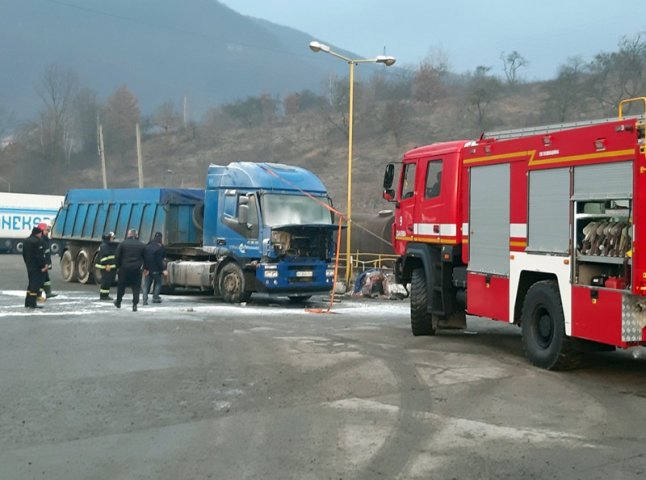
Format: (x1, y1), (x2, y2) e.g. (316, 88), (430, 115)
(183, 95), (188, 128)
(98, 122), (107, 189)
(136, 122), (144, 187)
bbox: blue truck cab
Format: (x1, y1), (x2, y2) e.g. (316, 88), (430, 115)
(52, 162), (337, 303)
(204, 162), (336, 302)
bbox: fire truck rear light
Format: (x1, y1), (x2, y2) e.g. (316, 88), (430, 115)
(595, 138), (606, 151)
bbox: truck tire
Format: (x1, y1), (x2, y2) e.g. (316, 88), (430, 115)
(76, 249), (94, 284)
(521, 280), (582, 370)
(92, 251), (103, 285)
(13, 240), (24, 254)
(219, 262), (250, 304)
(410, 267), (436, 336)
(60, 250), (77, 282)
(50, 241), (60, 256)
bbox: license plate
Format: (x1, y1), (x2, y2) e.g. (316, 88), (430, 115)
(296, 271), (313, 278)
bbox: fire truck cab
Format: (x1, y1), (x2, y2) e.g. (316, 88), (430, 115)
(383, 97), (646, 369)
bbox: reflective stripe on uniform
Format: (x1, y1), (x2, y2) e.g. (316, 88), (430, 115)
(99, 288), (110, 293)
(100, 255), (115, 262)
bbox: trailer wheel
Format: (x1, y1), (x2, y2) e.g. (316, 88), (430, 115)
(219, 263), (250, 303)
(60, 250), (77, 282)
(13, 240), (24, 254)
(76, 249), (94, 284)
(92, 251), (103, 285)
(521, 280), (581, 370)
(410, 268), (436, 336)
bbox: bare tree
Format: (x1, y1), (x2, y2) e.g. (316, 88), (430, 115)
(500, 50), (528, 86)
(466, 66), (502, 129)
(542, 56), (589, 122)
(102, 85), (141, 162)
(152, 101), (182, 133)
(36, 64), (79, 165)
(588, 33), (646, 113)
(412, 60), (444, 104)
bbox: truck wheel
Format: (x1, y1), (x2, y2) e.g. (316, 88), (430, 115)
(76, 249), (94, 284)
(50, 241), (60, 256)
(13, 240), (24, 254)
(92, 251), (103, 285)
(521, 280), (581, 370)
(219, 263), (250, 303)
(60, 250), (77, 282)
(410, 268), (436, 336)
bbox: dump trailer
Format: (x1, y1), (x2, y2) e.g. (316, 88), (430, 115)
(52, 162), (337, 302)
(0, 192), (64, 254)
(382, 97), (646, 369)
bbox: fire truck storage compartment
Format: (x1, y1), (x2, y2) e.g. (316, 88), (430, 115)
(468, 163), (510, 276)
(527, 168), (569, 253)
(572, 161), (633, 290)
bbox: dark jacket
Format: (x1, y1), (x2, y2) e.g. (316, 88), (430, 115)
(41, 234), (52, 268)
(115, 237), (145, 272)
(144, 240), (166, 273)
(23, 233), (47, 273)
(96, 240), (118, 270)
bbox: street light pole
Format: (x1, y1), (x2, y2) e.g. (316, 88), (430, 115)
(309, 41), (395, 285)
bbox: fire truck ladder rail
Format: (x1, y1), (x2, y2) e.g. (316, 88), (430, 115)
(483, 114), (645, 141)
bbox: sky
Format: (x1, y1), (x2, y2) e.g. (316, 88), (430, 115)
(221, 0), (645, 80)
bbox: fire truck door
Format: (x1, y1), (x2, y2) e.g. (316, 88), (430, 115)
(395, 162), (417, 240)
(469, 163), (510, 276)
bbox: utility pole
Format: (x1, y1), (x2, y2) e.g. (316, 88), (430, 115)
(136, 123), (144, 187)
(183, 95), (188, 128)
(97, 117), (107, 189)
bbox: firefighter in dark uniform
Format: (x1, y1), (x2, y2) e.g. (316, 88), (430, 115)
(22, 226), (48, 309)
(96, 231), (117, 300)
(114, 229), (146, 312)
(37, 222), (57, 298)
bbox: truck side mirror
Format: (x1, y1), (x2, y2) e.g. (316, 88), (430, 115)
(383, 164), (394, 189)
(238, 204), (249, 225)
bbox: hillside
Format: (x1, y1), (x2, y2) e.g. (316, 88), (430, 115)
(0, 0), (361, 120)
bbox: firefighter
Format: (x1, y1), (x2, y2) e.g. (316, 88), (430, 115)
(22, 226), (48, 309)
(96, 231), (117, 300)
(37, 222), (57, 298)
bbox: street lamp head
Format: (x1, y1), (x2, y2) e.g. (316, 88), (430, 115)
(309, 41), (330, 53)
(376, 55), (396, 67)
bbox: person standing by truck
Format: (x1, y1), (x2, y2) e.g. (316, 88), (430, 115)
(142, 231), (167, 305)
(37, 222), (57, 298)
(114, 229), (146, 312)
(96, 232), (117, 301)
(22, 226), (48, 309)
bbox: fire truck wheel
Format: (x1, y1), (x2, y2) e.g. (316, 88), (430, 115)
(521, 280), (581, 370)
(219, 262), (251, 304)
(60, 250), (77, 283)
(410, 268), (436, 336)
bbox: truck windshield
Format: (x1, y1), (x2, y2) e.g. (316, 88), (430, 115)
(261, 193), (332, 226)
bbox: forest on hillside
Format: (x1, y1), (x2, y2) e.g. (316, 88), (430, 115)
(1, 34), (645, 213)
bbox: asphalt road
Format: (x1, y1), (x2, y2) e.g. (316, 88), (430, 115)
(1, 254), (646, 480)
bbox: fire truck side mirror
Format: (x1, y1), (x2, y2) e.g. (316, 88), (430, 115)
(383, 188), (395, 202)
(383, 164), (395, 189)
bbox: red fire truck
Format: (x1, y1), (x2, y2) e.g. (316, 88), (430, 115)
(382, 97), (646, 369)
